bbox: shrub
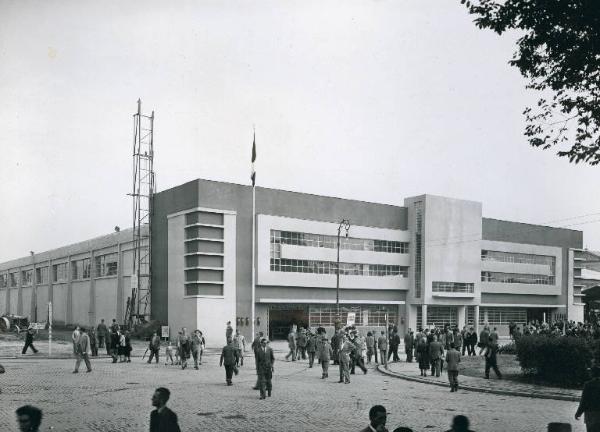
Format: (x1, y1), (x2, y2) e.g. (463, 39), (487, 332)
(515, 335), (593, 386)
(132, 320), (162, 340)
(498, 342), (516, 355)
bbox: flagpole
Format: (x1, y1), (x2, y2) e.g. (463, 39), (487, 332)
(251, 128), (256, 340)
(251, 183), (256, 340)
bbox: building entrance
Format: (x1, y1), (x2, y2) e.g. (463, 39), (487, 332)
(268, 307), (308, 340)
(526, 308), (551, 324)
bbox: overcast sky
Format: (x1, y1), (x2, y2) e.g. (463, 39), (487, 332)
(1, 0), (599, 263)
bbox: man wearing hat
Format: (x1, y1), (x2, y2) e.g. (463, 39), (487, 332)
(575, 365), (600, 431)
(318, 336), (333, 379)
(255, 338), (275, 399)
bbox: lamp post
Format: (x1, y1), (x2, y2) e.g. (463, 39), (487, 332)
(336, 219), (351, 323)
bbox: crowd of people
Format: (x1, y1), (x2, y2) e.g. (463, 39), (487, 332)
(509, 320), (600, 340)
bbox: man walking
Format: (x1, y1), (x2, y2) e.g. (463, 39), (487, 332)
(191, 330), (203, 369)
(22, 326), (39, 355)
(97, 319), (108, 351)
(484, 337), (502, 379)
(377, 331), (388, 367)
(225, 321), (233, 342)
(219, 337), (238, 386)
(73, 327), (92, 373)
(388, 331), (400, 362)
(296, 328), (307, 360)
(233, 329), (246, 367)
(178, 328), (190, 370)
(150, 387), (181, 432)
(71, 326), (81, 356)
(285, 328), (296, 361)
(446, 342), (461, 392)
(251, 331), (264, 390)
(256, 337), (275, 399)
(338, 334), (352, 384)
(575, 366), (600, 432)
(147, 331), (161, 364)
(89, 327), (98, 357)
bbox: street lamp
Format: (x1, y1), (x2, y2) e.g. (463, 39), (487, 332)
(336, 219), (351, 323)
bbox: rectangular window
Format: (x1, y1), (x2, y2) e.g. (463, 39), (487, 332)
(71, 258), (91, 281)
(414, 201), (423, 298)
(481, 271), (555, 285)
(479, 307), (527, 325)
(95, 253), (118, 277)
(426, 306), (458, 326)
(466, 306), (476, 326)
(432, 281), (474, 293)
(9, 272), (19, 287)
(270, 257), (407, 277)
(308, 304), (396, 327)
(271, 230), (408, 254)
(481, 250), (555, 268)
(35, 267), (49, 284)
(53, 263), (67, 283)
(22, 269), (33, 286)
(0, 274), (7, 288)
(185, 284), (223, 296)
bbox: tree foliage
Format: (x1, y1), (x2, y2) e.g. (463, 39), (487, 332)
(463, 0), (600, 164)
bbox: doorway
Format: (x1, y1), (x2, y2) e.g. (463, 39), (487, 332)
(268, 307), (308, 340)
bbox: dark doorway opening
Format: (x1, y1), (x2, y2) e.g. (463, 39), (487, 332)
(526, 308), (551, 324)
(269, 308), (308, 340)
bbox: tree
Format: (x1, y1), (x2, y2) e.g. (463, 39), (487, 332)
(463, 0), (600, 164)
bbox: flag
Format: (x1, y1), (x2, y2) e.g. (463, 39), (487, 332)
(251, 132), (256, 187)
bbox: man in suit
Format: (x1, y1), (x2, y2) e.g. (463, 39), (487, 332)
(256, 338), (275, 399)
(575, 366), (600, 431)
(219, 337), (238, 386)
(360, 405), (389, 432)
(429, 334), (444, 377)
(96, 318), (108, 351)
(22, 326), (39, 355)
(73, 327), (92, 373)
(445, 342), (461, 392)
(388, 331), (400, 362)
(150, 387), (181, 432)
(377, 331), (388, 367)
(285, 329), (296, 361)
(251, 331), (264, 390)
(147, 331), (161, 364)
(404, 329), (415, 363)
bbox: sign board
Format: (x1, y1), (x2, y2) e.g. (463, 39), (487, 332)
(31, 322), (46, 330)
(161, 326), (169, 338)
(346, 312), (356, 326)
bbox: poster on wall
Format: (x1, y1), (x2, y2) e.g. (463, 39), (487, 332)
(346, 312), (356, 326)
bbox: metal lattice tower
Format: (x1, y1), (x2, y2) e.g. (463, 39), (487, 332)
(127, 99), (154, 327)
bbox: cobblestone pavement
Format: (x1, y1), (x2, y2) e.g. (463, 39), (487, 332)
(0, 344), (585, 432)
(384, 357), (581, 402)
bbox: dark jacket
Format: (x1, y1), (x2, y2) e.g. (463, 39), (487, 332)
(220, 343), (238, 366)
(576, 377), (600, 419)
(150, 407), (181, 432)
(306, 335), (317, 353)
(429, 340), (444, 360)
(256, 346), (275, 374)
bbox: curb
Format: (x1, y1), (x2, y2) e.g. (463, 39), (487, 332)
(377, 365), (580, 402)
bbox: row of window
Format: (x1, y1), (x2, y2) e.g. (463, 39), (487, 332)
(481, 250), (555, 268)
(0, 253), (119, 287)
(481, 271), (555, 285)
(432, 281), (474, 293)
(416, 306), (528, 327)
(270, 230), (409, 253)
(270, 258), (408, 277)
(308, 305), (397, 327)
(480, 307), (527, 325)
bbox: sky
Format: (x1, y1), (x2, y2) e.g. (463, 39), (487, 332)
(1, 0), (599, 263)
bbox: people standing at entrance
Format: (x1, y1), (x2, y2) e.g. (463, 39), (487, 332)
(233, 329), (246, 367)
(484, 337), (502, 379)
(73, 327), (92, 373)
(219, 337), (238, 386)
(22, 326), (39, 355)
(256, 337), (275, 399)
(575, 366), (600, 432)
(319, 337), (333, 379)
(150, 387), (181, 432)
(446, 343), (461, 392)
(97, 319), (108, 351)
(148, 331), (161, 364)
(404, 329), (415, 363)
(378, 331), (388, 367)
(285, 329), (296, 361)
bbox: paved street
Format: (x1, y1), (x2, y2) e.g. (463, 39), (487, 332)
(0, 344), (585, 432)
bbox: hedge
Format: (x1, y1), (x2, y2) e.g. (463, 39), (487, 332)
(515, 335), (593, 386)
